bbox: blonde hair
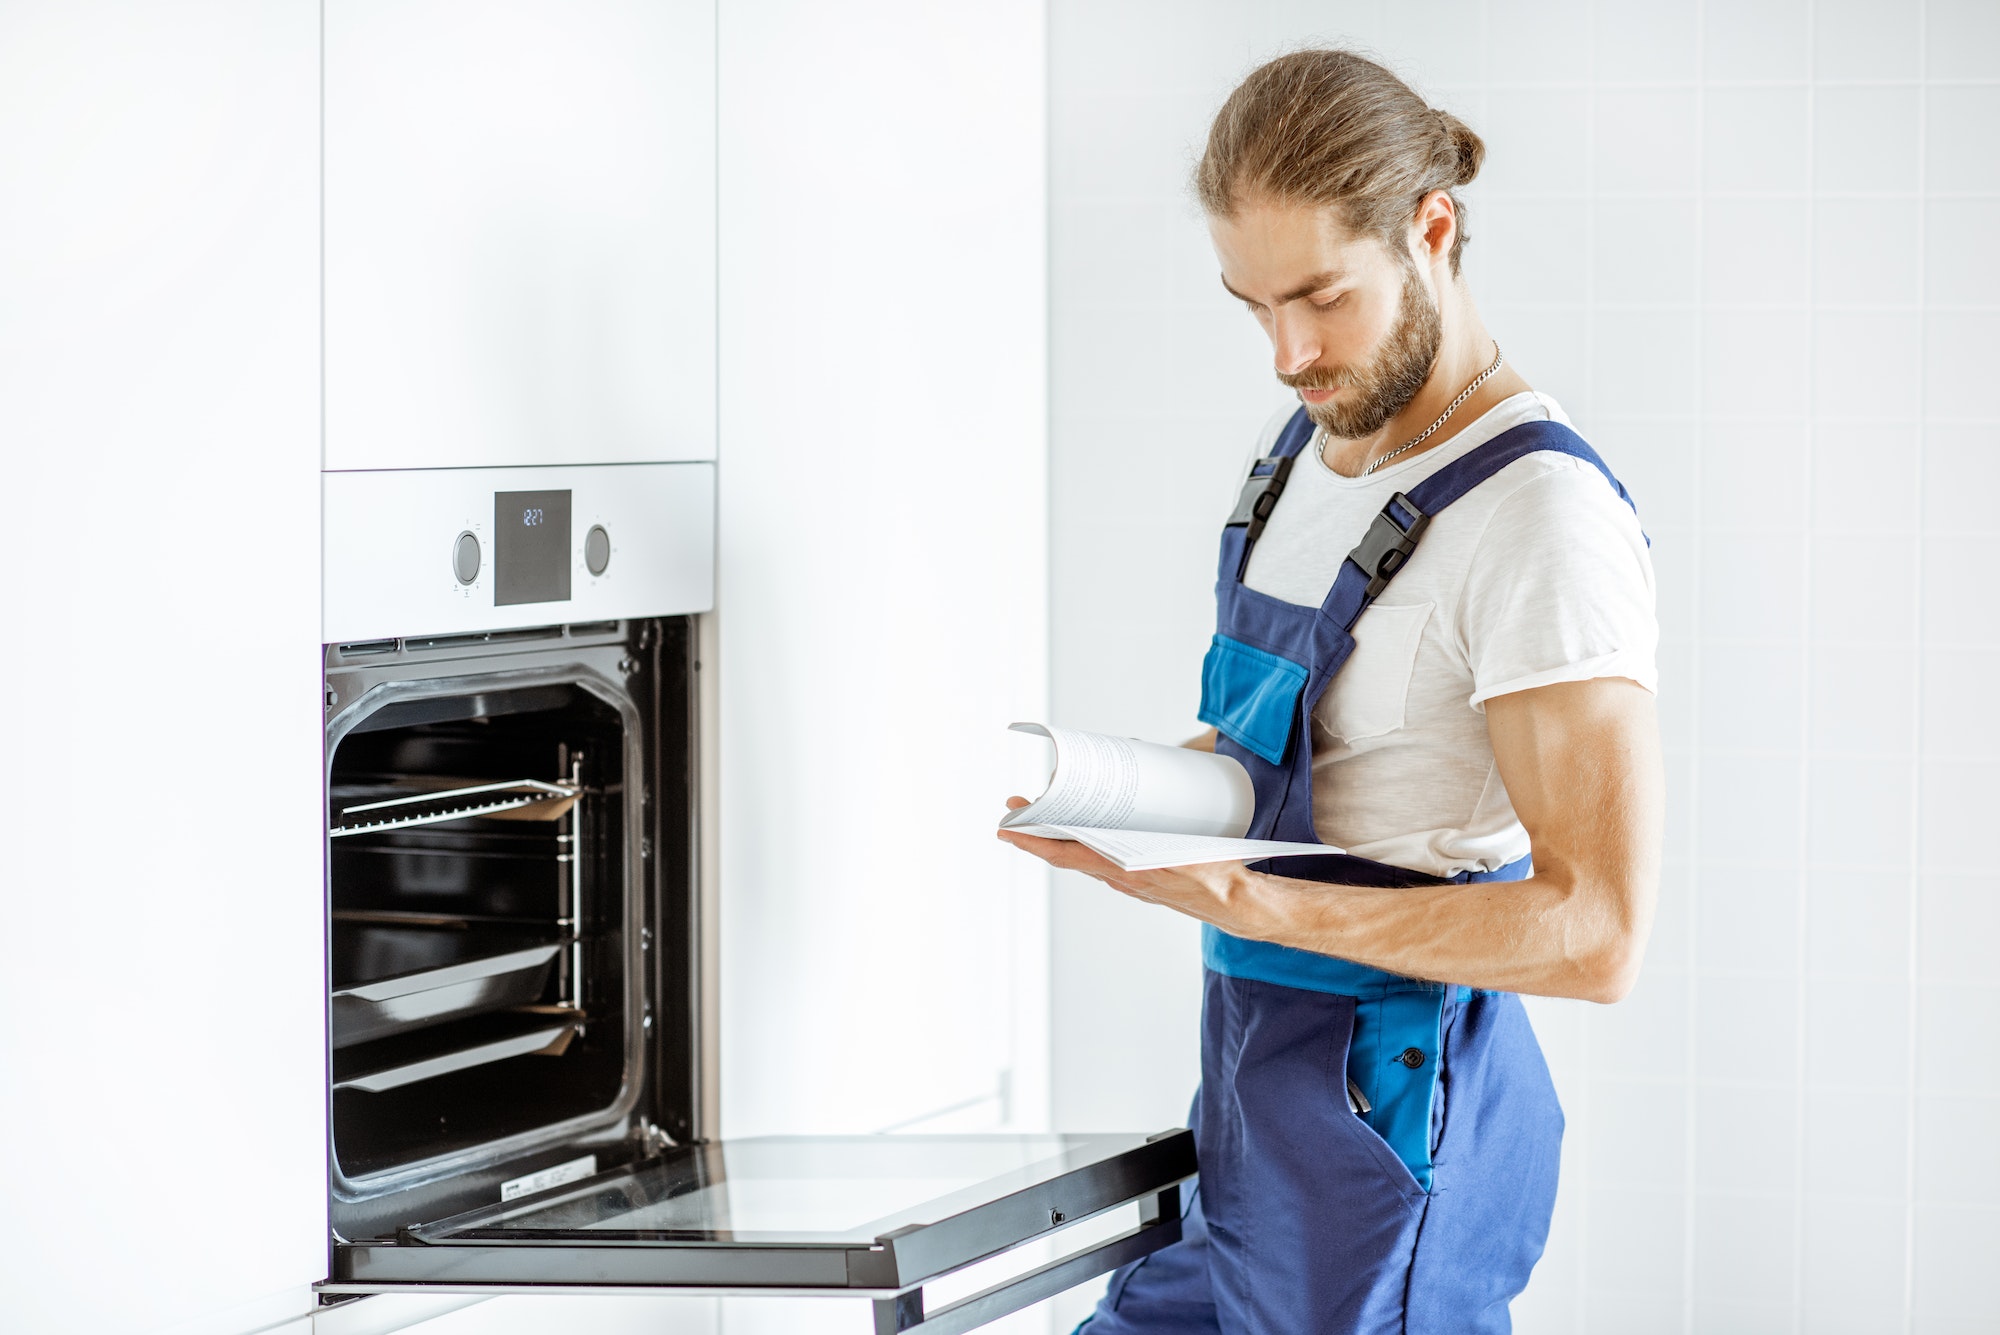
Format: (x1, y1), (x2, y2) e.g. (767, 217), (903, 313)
(1195, 49), (1485, 274)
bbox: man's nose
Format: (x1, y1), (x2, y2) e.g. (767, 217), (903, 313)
(1272, 313), (1318, 376)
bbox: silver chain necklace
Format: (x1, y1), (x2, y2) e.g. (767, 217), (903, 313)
(1347, 341), (1505, 477)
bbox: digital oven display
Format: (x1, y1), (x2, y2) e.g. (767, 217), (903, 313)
(493, 489), (572, 606)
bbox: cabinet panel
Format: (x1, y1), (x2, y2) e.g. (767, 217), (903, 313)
(714, 0), (1051, 1149)
(325, 0), (717, 471)
(0, 3), (326, 1332)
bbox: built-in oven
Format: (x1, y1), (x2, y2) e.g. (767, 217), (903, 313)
(317, 463), (1194, 1331)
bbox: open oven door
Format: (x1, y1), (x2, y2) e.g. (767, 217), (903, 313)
(326, 1128), (1194, 1334)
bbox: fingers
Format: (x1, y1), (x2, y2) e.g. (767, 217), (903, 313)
(1004, 795), (1031, 810)
(995, 829), (1089, 866)
(995, 829), (1125, 879)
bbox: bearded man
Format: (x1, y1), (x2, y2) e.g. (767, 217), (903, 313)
(1002, 49), (1663, 1335)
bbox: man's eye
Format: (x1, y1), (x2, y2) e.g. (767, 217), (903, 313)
(1312, 293), (1347, 310)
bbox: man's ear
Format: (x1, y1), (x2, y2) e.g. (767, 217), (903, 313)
(1411, 190), (1457, 266)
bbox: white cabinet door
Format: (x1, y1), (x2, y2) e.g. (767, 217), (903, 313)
(0, 4), (326, 1333)
(324, 0), (717, 471)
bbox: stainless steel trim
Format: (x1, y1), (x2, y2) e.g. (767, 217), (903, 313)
(695, 609), (721, 1141)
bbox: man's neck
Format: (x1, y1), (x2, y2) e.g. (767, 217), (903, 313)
(1318, 287), (1529, 478)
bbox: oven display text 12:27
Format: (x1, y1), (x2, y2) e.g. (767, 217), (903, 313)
(494, 489), (572, 606)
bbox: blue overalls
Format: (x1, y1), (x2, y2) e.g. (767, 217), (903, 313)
(1078, 411), (1643, 1335)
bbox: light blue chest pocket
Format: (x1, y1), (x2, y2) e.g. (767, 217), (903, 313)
(1197, 634), (1309, 765)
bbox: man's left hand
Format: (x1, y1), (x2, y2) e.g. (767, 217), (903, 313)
(995, 796), (1268, 936)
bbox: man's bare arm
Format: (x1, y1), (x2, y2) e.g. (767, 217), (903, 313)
(1259, 677), (1662, 1001)
(998, 677), (1662, 1003)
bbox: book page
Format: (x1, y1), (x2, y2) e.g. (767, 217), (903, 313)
(998, 722), (1255, 838)
(1003, 824), (1341, 873)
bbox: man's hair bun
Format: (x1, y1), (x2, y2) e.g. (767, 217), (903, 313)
(1437, 110), (1485, 188)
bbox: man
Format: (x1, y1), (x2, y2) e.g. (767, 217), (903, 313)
(1001, 50), (1662, 1335)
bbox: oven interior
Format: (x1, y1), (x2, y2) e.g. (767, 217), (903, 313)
(324, 622), (692, 1236)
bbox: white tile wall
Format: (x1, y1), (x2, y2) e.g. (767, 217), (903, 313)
(1802, 1198), (1910, 1334)
(1048, 1), (2000, 1330)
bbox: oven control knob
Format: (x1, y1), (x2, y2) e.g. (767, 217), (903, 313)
(453, 530), (481, 585)
(585, 524), (611, 576)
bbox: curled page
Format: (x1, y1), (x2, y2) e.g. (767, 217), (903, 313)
(999, 722), (1255, 838)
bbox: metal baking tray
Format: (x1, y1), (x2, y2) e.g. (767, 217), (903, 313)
(330, 777), (580, 839)
(331, 923), (565, 1048)
(332, 1009), (582, 1094)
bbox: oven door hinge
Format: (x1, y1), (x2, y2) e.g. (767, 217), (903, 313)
(639, 1120), (678, 1154)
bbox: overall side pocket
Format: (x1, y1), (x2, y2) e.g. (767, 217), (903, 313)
(1198, 634), (1309, 765)
(1326, 993), (1429, 1210)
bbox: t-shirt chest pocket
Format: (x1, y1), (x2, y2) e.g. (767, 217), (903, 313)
(1319, 601), (1435, 744)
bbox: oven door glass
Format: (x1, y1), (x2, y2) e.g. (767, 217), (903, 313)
(333, 1130), (1193, 1330)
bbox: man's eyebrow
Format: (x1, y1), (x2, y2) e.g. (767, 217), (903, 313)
(1219, 270), (1347, 306)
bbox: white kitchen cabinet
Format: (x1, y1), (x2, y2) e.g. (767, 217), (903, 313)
(323, 0), (717, 471)
(0, 0), (1069, 1330)
(0, 3), (327, 1333)
(712, 0), (1051, 1149)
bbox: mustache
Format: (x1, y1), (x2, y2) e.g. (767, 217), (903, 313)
(1276, 364), (1361, 391)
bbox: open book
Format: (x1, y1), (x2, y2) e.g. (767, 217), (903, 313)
(999, 722), (1340, 871)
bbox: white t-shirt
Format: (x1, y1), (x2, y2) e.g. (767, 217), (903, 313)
(1234, 390), (1657, 876)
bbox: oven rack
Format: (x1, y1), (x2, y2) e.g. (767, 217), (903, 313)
(332, 1009), (585, 1094)
(331, 778), (581, 838)
(332, 921), (571, 1048)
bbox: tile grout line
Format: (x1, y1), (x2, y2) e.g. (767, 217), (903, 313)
(1794, 4), (1817, 1330)
(1902, 4), (1929, 1330)
(1685, 3), (1705, 1330)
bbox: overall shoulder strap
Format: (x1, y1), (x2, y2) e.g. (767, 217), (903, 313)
(1266, 406), (1318, 460)
(1322, 419), (1643, 631)
(1404, 418), (1638, 518)
(1224, 408), (1316, 559)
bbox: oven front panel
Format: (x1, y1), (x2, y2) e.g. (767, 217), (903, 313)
(323, 461), (714, 644)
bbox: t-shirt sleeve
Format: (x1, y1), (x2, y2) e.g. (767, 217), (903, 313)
(1457, 460), (1659, 710)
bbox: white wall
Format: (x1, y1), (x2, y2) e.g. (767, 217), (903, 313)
(0, 4), (327, 1333)
(1048, 2), (2000, 1332)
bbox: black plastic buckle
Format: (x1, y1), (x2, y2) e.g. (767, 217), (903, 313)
(1347, 492), (1431, 599)
(1226, 454), (1298, 546)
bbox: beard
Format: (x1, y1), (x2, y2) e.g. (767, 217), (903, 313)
(1279, 262), (1442, 439)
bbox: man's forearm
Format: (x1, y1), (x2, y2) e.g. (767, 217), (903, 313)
(998, 681), (1663, 1004)
(1235, 864), (1651, 1003)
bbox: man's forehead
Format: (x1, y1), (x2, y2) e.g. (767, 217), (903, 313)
(1213, 207), (1388, 302)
